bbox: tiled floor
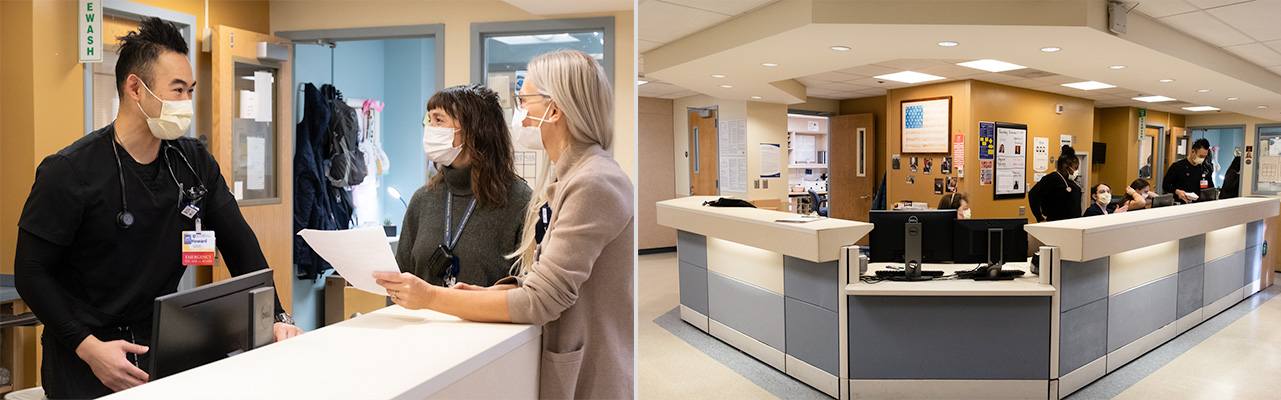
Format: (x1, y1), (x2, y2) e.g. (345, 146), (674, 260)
(638, 252), (1281, 400)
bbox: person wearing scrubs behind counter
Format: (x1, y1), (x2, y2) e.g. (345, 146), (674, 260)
(401, 84), (532, 287)
(1164, 138), (1215, 204)
(374, 49), (634, 399)
(1028, 145), (1083, 222)
(12, 18), (301, 399)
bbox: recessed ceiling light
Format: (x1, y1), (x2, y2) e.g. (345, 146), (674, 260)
(1133, 95), (1176, 102)
(1197, 89), (1211, 93)
(1062, 81), (1116, 90)
(1109, 65), (1126, 69)
(938, 41), (959, 47)
(830, 46), (851, 51)
(1040, 47), (1061, 52)
(874, 71), (946, 84)
(762, 63), (779, 67)
(1259, 105), (1270, 109)
(751, 96), (762, 99)
(1227, 97), (1239, 101)
(637, 80), (648, 85)
(957, 59), (1026, 72)
(711, 74), (726, 78)
(1159, 79), (1175, 83)
(1182, 106), (1219, 112)
(719, 84), (733, 88)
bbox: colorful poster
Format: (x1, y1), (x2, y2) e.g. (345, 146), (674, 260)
(953, 134), (965, 170)
(902, 98), (951, 153)
(979, 122), (996, 160)
(980, 160), (994, 186)
(934, 178), (944, 194)
(994, 123), (1027, 197)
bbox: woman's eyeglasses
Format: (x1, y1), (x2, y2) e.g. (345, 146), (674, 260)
(515, 93), (551, 107)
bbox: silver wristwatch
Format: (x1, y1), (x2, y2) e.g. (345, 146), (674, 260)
(275, 312), (294, 325)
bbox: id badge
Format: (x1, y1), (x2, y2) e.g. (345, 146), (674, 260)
(1200, 179), (1209, 189)
(182, 231), (216, 266)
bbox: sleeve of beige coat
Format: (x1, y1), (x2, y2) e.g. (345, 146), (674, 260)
(505, 166), (634, 325)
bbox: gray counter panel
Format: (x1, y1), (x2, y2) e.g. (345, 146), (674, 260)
(708, 271), (786, 351)
(1060, 257), (1109, 312)
(1178, 235), (1205, 272)
(784, 256), (839, 312)
(1248, 220), (1264, 248)
(785, 297), (838, 375)
(1059, 297), (1107, 375)
(679, 261), (709, 315)
(1204, 251), (1245, 305)
(1177, 265), (1205, 319)
(677, 230), (707, 268)
(1245, 245), (1262, 284)
(1107, 275), (1177, 353)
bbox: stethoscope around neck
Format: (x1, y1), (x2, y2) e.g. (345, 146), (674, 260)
(109, 130), (207, 229)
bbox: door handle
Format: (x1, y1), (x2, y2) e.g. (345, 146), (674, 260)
(860, 196), (870, 199)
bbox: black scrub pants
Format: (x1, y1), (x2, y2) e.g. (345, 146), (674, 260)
(42, 323), (151, 399)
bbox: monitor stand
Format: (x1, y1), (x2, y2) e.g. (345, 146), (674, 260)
(973, 228), (1015, 281)
(896, 217), (933, 281)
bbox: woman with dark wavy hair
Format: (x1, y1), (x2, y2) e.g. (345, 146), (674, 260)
(396, 84), (531, 287)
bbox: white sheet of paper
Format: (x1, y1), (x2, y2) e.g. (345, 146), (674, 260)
(254, 71), (273, 122)
(246, 136), (266, 190)
(239, 90), (256, 120)
(298, 227), (400, 296)
(233, 181), (244, 200)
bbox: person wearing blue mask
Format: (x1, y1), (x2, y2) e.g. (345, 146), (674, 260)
(12, 18), (301, 398)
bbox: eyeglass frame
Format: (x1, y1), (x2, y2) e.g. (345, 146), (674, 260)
(514, 93), (552, 107)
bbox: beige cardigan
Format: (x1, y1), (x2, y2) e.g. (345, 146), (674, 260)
(504, 141), (635, 399)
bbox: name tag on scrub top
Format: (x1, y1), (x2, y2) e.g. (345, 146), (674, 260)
(182, 231), (216, 266)
(1201, 179), (1209, 189)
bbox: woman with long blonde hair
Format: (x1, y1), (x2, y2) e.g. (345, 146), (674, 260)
(374, 49), (634, 399)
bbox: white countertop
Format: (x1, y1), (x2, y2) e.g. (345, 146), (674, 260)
(103, 306), (540, 399)
(656, 196), (872, 262)
(846, 262), (1055, 296)
(1025, 197), (1280, 262)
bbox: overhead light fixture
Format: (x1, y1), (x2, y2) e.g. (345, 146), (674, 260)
(638, 79), (648, 85)
(1197, 89), (1211, 93)
(762, 63), (779, 67)
(711, 74), (726, 78)
(720, 84), (733, 88)
(751, 96), (762, 99)
(1182, 106), (1219, 112)
(874, 71), (946, 84)
(1040, 47), (1061, 52)
(830, 46), (851, 51)
(1259, 105), (1270, 109)
(1109, 65), (1126, 69)
(1159, 79), (1175, 83)
(938, 41), (959, 47)
(1062, 81), (1116, 90)
(957, 59), (1026, 73)
(1132, 95), (1176, 102)
(1227, 97), (1240, 101)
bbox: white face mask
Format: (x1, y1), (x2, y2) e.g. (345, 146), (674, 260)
(422, 125), (462, 166)
(511, 105), (551, 150)
(1098, 192), (1111, 205)
(959, 208), (971, 219)
(1068, 169), (1079, 180)
(1190, 156), (1206, 166)
(136, 80), (193, 140)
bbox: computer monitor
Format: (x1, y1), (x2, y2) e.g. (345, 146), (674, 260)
(1200, 188), (1220, 201)
(953, 218), (1028, 267)
(869, 209), (956, 265)
(1152, 193), (1175, 208)
(150, 268), (275, 380)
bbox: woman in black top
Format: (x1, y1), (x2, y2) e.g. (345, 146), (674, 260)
(1221, 156), (1241, 199)
(1028, 145), (1082, 222)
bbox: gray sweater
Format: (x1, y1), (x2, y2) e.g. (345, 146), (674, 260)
(396, 165), (531, 286)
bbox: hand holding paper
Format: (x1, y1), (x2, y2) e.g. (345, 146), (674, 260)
(297, 227), (400, 296)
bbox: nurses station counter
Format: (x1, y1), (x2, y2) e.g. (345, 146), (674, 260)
(657, 196), (1279, 400)
(103, 306), (540, 399)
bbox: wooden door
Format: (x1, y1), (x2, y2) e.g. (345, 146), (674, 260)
(689, 109), (719, 195)
(209, 26), (293, 312)
(830, 113), (875, 222)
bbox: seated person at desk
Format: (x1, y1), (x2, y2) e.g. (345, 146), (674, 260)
(1163, 138), (1214, 204)
(937, 192), (971, 219)
(1084, 183), (1128, 216)
(1028, 145), (1082, 222)
(399, 84), (532, 287)
(12, 18), (301, 398)
(1121, 178), (1155, 210)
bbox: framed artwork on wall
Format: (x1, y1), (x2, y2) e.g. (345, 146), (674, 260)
(901, 96), (952, 153)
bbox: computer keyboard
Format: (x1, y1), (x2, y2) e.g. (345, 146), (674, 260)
(969, 268), (1027, 280)
(874, 269), (945, 278)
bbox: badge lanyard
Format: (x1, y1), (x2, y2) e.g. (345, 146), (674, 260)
(534, 202), (551, 244)
(441, 193), (477, 286)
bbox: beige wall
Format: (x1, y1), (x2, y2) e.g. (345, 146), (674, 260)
(639, 97), (676, 250)
(746, 101), (789, 203)
(672, 95), (747, 196)
(268, 1), (636, 185)
(1186, 113), (1280, 197)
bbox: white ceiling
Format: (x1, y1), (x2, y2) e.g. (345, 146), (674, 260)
(637, 0), (778, 53)
(501, 0), (633, 15)
(638, 0), (1281, 121)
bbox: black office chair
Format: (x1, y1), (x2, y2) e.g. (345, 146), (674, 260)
(807, 188), (828, 217)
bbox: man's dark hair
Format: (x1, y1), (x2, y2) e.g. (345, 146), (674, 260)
(1192, 138), (1211, 152)
(115, 17), (189, 97)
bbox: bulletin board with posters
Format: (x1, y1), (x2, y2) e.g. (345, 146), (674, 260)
(994, 122), (1028, 199)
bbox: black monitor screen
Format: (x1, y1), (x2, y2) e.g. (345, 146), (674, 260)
(150, 268), (273, 380)
(953, 218), (1028, 265)
(869, 209), (956, 263)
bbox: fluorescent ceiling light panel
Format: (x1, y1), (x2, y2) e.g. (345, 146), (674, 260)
(874, 71), (945, 84)
(1041, 47), (1061, 52)
(1132, 95), (1176, 102)
(1061, 81), (1116, 90)
(637, 80), (648, 85)
(938, 41), (959, 47)
(957, 59), (1026, 72)
(492, 33), (579, 45)
(1182, 106), (1219, 112)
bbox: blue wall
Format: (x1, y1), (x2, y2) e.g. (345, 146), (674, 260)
(290, 38), (434, 331)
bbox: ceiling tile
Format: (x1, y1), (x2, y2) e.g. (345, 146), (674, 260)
(872, 59), (948, 71)
(806, 71), (861, 83)
(1158, 11), (1255, 47)
(854, 88), (888, 97)
(833, 64), (899, 77)
(919, 63), (991, 79)
(1186, 0), (1255, 10)
(1205, 1), (1281, 42)
(968, 72), (1024, 83)
(659, 0), (775, 16)
(1134, 0), (1199, 18)
(1033, 74), (1085, 85)
(639, 0), (731, 44)
(1223, 42), (1281, 67)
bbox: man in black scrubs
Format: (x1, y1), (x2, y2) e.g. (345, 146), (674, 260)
(1163, 138), (1215, 204)
(13, 18), (302, 398)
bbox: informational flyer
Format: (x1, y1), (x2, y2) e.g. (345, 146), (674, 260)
(953, 134), (965, 170)
(760, 143), (781, 178)
(719, 119), (748, 193)
(979, 122), (996, 160)
(994, 123), (1027, 197)
(1033, 137), (1049, 172)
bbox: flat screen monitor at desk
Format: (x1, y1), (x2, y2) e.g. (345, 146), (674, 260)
(150, 268), (275, 380)
(1152, 193), (1174, 208)
(869, 209), (955, 263)
(954, 218), (1028, 266)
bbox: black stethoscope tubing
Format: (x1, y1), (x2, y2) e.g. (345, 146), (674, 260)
(109, 129), (207, 229)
